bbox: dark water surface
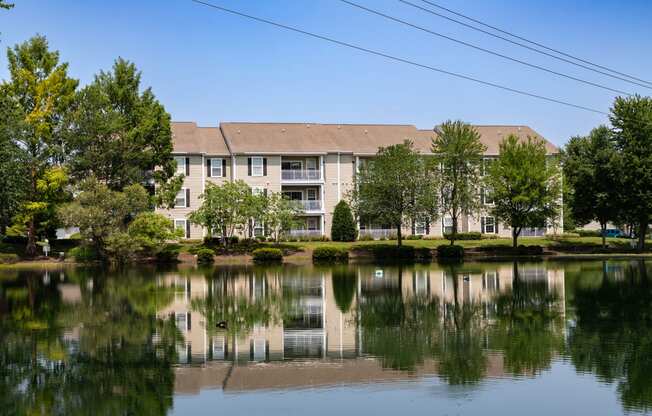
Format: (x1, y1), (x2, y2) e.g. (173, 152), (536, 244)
(1, 259), (652, 415)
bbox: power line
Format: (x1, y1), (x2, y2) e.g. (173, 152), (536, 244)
(190, 0), (608, 115)
(339, 0), (632, 96)
(411, 0), (652, 89)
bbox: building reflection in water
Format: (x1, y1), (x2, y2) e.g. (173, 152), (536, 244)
(154, 262), (565, 394)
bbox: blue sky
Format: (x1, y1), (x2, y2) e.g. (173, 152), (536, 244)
(1, 0), (650, 146)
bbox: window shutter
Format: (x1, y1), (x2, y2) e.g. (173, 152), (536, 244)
(185, 188), (190, 208)
(248, 158), (252, 176)
(185, 157), (190, 176)
(411, 220), (415, 235)
(263, 188), (268, 197)
(248, 219), (253, 238)
(426, 220), (430, 235)
(481, 217), (485, 234)
(263, 158), (267, 176)
(207, 158), (211, 177)
(495, 220), (499, 234)
(185, 220), (190, 239)
(222, 159), (227, 177)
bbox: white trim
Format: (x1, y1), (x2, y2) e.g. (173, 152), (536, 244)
(174, 156), (186, 175)
(174, 218), (188, 238)
(337, 153), (341, 202)
(232, 155), (237, 180)
(201, 155), (206, 238)
(175, 188), (188, 208)
(251, 156), (264, 177)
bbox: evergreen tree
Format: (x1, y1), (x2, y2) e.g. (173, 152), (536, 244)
(331, 200), (357, 242)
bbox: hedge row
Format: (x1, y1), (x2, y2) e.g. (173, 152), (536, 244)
(252, 248), (283, 263)
(312, 247), (349, 263)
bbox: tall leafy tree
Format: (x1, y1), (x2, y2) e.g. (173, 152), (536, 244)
(0, 95), (28, 235)
(66, 58), (178, 194)
(563, 125), (621, 247)
(486, 134), (561, 248)
(351, 141), (439, 246)
(263, 192), (302, 243)
(432, 120), (486, 244)
(1, 35), (78, 255)
(610, 95), (652, 251)
(331, 200), (357, 242)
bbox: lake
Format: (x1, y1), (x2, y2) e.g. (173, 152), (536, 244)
(1, 259), (651, 415)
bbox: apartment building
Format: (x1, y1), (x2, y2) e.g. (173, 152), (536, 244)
(157, 121), (559, 240)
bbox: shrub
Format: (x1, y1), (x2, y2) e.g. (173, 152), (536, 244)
(252, 247), (283, 263)
(2, 235), (27, 245)
(0, 253), (19, 264)
(331, 201), (357, 241)
(406, 234), (423, 240)
(444, 232), (482, 240)
(68, 245), (100, 262)
(196, 248), (215, 264)
(312, 246), (349, 263)
(105, 232), (140, 262)
(156, 244), (181, 263)
(128, 212), (182, 256)
(437, 244), (464, 258)
(414, 247), (433, 262)
(576, 229), (601, 237)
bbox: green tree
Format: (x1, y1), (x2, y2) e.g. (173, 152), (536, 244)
(66, 58), (178, 194)
(189, 180), (251, 246)
(0, 1), (13, 9)
(57, 177), (149, 257)
(331, 200), (357, 241)
(2, 35), (78, 255)
(563, 125), (621, 247)
(242, 190), (268, 238)
(0, 95), (28, 235)
(432, 121), (486, 244)
(351, 141), (439, 246)
(486, 134), (561, 247)
(610, 95), (652, 251)
(264, 192), (302, 243)
(127, 212), (183, 256)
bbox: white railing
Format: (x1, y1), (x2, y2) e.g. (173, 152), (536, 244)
(287, 229), (322, 237)
(282, 169), (321, 181)
(359, 229), (396, 239)
(297, 200), (322, 211)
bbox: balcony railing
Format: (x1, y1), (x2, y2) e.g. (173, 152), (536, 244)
(296, 200), (322, 211)
(282, 169), (321, 181)
(359, 229), (396, 239)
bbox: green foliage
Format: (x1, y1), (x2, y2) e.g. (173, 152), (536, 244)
(351, 140), (439, 246)
(433, 120), (486, 244)
(67, 245), (100, 262)
(156, 244), (181, 263)
(105, 232), (140, 263)
(331, 200), (357, 241)
(437, 244), (464, 258)
(58, 177), (149, 257)
(443, 231), (482, 240)
(2, 35), (78, 256)
(312, 246), (349, 263)
(189, 180), (252, 245)
(264, 192), (302, 243)
(66, 58), (175, 192)
(563, 125), (621, 247)
(196, 248), (215, 264)
(251, 247), (283, 263)
(610, 95), (652, 251)
(486, 134), (561, 247)
(576, 229), (601, 237)
(0, 253), (19, 264)
(127, 212), (182, 257)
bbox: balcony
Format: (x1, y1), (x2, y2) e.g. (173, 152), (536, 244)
(282, 169), (321, 182)
(358, 228), (396, 239)
(296, 200), (322, 212)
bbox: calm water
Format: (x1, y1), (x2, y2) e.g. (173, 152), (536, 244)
(1, 259), (652, 415)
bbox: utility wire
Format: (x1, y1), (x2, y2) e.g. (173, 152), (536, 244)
(411, 0), (652, 89)
(190, 0), (607, 115)
(339, 0), (631, 96)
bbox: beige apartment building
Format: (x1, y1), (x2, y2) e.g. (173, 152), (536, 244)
(157, 121), (560, 240)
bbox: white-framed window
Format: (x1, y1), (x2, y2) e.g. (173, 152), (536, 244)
(483, 188), (494, 205)
(443, 217), (453, 234)
(175, 188), (188, 208)
(251, 156), (264, 176)
(253, 219), (264, 237)
(175, 219), (189, 238)
(210, 158), (223, 177)
(482, 216), (496, 234)
(282, 160), (302, 170)
(415, 221), (426, 235)
(252, 186), (265, 196)
(306, 188), (317, 200)
(175, 156), (186, 175)
(307, 158), (317, 170)
(307, 217), (319, 231)
(283, 191), (303, 201)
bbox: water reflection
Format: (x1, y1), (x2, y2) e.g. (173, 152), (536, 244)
(2, 260), (652, 414)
